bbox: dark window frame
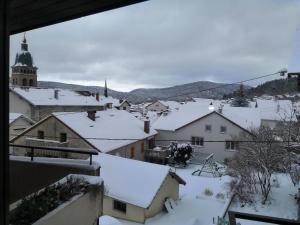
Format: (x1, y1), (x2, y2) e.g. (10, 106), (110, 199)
(37, 130), (44, 139)
(113, 200), (127, 213)
(220, 126), (227, 133)
(59, 132), (67, 142)
(205, 124), (212, 132)
(191, 136), (204, 146)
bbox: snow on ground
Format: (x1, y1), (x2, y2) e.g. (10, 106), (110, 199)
(229, 173), (299, 225)
(116, 164), (234, 225)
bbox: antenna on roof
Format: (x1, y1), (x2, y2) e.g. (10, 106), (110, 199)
(23, 32), (27, 43)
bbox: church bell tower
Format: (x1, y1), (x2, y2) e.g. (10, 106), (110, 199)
(11, 34), (38, 87)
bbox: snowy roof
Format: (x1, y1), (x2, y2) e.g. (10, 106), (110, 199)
(53, 110), (157, 153)
(153, 101), (261, 131)
(10, 87), (104, 106)
(251, 99), (297, 121)
(99, 96), (129, 107)
(9, 113), (23, 124)
(9, 112), (33, 124)
(94, 153), (172, 208)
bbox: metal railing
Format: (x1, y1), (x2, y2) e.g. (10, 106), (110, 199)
(10, 144), (99, 165)
(228, 211), (299, 225)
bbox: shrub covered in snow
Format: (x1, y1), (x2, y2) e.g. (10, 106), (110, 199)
(169, 142), (193, 166)
(204, 188), (214, 196)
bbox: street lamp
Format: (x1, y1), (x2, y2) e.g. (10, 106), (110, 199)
(208, 102), (215, 111)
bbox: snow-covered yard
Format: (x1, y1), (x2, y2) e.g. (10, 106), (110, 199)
(229, 173), (299, 225)
(99, 164), (299, 225)
(108, 164), (235, 225)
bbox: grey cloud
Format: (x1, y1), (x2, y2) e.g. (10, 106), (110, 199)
(10, 0), (300, 91)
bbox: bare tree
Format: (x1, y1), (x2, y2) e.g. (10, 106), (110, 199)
(229, 127), (288, 204)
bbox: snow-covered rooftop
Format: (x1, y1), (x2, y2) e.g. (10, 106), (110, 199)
(99, 96), (128, 107)
(251, 99), (297, 121)
(94, 153), (171, 208)
(53, 110), (157, 153)
(10, 87), (104, 106)
(9, 113), (23, 124)
(153, 102), (261, 131)
(9, 112), (33, 124)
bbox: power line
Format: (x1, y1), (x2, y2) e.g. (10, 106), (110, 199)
(165, 71), (281, 100)
(9, 133), (300, 144)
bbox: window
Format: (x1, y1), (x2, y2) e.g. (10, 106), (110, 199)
(205, 125), (212, 132)
(22, 78), (27, 86)
(225, 141), (238, 151)
(191, 136), (204, 146)
(37, 130), (44, 139)
(141, 142), (145, 153)
(113, 200), (126, 213)
(122, 106), (127, 110)
(130, 147), (135, 158)
(60, 133), (67, 142)
(220, 126), (227, 133)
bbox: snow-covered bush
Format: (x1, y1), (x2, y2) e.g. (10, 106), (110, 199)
(169, 142), (193, 166)
(204, 188), (213, 196)
(215, 192), (225, 200)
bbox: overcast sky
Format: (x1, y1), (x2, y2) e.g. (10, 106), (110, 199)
(10, 0), (300, 92)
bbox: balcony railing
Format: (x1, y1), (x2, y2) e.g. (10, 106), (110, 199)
(228, 211), (300, 225)
(10, 144), (99, 165)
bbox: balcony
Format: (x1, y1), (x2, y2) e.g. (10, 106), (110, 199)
(9, 145), (102, 225)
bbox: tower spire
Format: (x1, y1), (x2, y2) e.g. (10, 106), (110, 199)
(104, 80), (108, 97)
(21, 32), (28, 51)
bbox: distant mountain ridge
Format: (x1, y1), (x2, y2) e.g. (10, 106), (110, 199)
(38, 80), (246, 103)
(225, 78), (299, 99)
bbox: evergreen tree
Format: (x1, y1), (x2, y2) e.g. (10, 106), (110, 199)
(230, 83), (249, 107)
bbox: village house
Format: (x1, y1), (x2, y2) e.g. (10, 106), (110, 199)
(152, 102), (261, 162)
(100, 95), (131, 111)
(11, 109), (157, 160)
(95, 153), (185, 223)
(9, 113), (34, 141)
(145, 100), (182, 113)
(10, 87), (105, 122)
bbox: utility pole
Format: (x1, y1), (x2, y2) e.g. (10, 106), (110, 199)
(287, 72), (300, 91)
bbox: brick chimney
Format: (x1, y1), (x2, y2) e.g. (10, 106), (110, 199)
(144, 120), (150, 134)
(54, 90), (59, 100)
(96, 93), (99, 101)
(87, 111), (96, 121)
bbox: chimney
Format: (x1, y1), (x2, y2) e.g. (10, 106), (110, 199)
(87, 111), (96, 121)
(144, 120), (150, 134)
(54, 90), (59, 100)
(218, 104), (224, 114)
(96, 93), (99, 101)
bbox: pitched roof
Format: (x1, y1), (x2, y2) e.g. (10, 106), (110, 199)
(53, 110), (157, 153)
(153, 101), (261, 131)
(94, 153), (183, 208)
(9, 112), (34, 125)
(251, 99), (297, 121)
(10, 87), (104, 106)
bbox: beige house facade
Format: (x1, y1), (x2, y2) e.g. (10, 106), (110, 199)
(10, 87), (104, 122)
(9, 113), (34, 141)
(11, 110), (156, 161)
(96, 153), (185, 223)
(145, 101), (169, 112)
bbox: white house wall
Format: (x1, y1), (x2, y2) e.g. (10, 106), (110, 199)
(10, 91), (32, 119)
(155, 113), (249, 162)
